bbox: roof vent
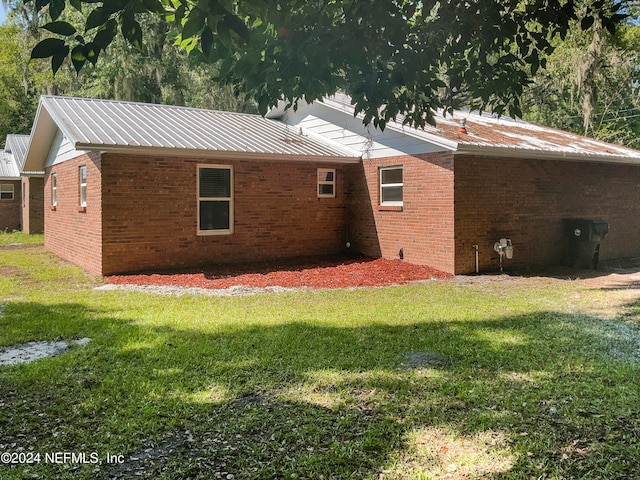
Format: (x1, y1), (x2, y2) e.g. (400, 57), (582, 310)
(458, 118), (467, 134)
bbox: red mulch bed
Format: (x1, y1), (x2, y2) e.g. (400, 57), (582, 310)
(105, 255), (452, 290)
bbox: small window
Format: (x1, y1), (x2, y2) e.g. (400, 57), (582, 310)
(0, 184), (14, 200)
(317, 168), (336, 198)
(79, 165), (87, 207)
(380, 166), (403, 206)
(51, 173), (57, 206)
(198, 165), (233, 235)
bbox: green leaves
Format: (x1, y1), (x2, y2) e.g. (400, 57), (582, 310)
(31, 37), (66, 59)
(42, 21), (77, 36)
(86, 6), (110, 31)
(182, 12), (205, 39)
(22, 0), (630, 127)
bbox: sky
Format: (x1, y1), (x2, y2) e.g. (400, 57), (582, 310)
(0, 4), (5, 24)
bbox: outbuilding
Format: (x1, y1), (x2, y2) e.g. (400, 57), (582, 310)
(0, 136), (23, 232)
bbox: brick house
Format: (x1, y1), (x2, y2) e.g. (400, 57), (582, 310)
(0, 137), (23, 232)
(23, 96), (360, 276)
(0, 134), (44, 234)
(272, 94), (640, 274)
(23, 95), (640, 276)
(7, 134), (44, 234)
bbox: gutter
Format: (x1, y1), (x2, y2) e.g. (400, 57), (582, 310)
(78, 144), (362, 164)
(454, 143), (640, 166)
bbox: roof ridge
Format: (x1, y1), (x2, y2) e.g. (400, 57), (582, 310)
(40, 95), (264, 119)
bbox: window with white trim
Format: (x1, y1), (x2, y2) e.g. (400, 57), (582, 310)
(0, 184), (14, 200)
(79, 165), (87, 207)
(317, 168), (336, 198)
(379, 166), (403, 206)
(51, 173), (57, 206)
(198, 165), (233, 235)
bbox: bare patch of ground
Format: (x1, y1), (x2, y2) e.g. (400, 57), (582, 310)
(0, 338), (91, 366)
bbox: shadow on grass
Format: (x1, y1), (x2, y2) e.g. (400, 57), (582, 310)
(0, 301), (639, 479)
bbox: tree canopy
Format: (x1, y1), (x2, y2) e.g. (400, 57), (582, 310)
(23, 0), (630, 128)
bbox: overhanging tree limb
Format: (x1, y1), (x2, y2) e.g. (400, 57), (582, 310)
(25, 0), (629, 128)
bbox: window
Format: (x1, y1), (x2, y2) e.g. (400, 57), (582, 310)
(380, 166), (403, 206)
(198, 165), (233, 235)
(79, 165), (87, 207)
(0, 184), (14, 200)
(51, 173), (57, 206)
(317, 168), (336, 198)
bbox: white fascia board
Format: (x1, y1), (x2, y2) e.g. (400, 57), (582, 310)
(25, 98), (106, 172)
(39, 97), (83, 146)
(23, 100), (74, 172)
(455, 143), (640, 165)
(89, 144), (361, 164)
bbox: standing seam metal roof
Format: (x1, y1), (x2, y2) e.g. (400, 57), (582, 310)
(40, 96), (360, 160)
(0, 149), (20, 179)
(5, 135), (31, 171)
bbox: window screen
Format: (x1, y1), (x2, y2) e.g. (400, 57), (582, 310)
(317, 168), (336, 198)
(198, 166), (233, 234)
(0, 184), (13, 200)
(79, 165), (87, 207)
(379, 166), (403, 206)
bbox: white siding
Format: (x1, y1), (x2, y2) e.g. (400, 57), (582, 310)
(44, 130), (91, 168)
(281, 103), (450, 159)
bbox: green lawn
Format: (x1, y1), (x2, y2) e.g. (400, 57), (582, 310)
(0, 238), (639, 479)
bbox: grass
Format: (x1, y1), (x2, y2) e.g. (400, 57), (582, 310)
(0, 231), (43, 245)
(0, 238), (639, 479)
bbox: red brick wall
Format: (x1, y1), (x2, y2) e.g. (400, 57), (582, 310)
(99, 154), (349, 275)
(44, 154), (102, 276)
(0, 180), (21, 231)
(454, 155), (640, 273)
(347, 153), (456, 274)
(21, 176), (44, 234)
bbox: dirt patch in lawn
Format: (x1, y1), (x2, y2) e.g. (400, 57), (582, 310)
(0, 338), (91, 366)
(105, 255), (452, 291)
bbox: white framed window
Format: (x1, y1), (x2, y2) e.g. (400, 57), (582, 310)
(198, 165), (233, 235)
(317, 168), (336, 198)
(379, 166), (403, 206)
(0, 184), (14, 200)
(51, 173), (57, 206)
(79, 165), (87, 207)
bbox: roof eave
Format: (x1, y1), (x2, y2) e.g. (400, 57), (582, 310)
(81, 144), (362, 164)
(455, 144), (640, 165)
(310, 98), (459, 152)
(23, 101), (57, 172)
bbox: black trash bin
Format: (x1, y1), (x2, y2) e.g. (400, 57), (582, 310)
(563, 218), (609, 269)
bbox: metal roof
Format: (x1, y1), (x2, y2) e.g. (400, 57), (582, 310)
(314, 93), (640, 164)
(32, 96), (360, 164)
(5, 134), (32, 171)
(0, 149), (20, 180)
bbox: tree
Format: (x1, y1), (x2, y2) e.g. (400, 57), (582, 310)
(25, 0), (628, 128)
(0, 23), (41, 143)
(522, 10), (640, 147)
